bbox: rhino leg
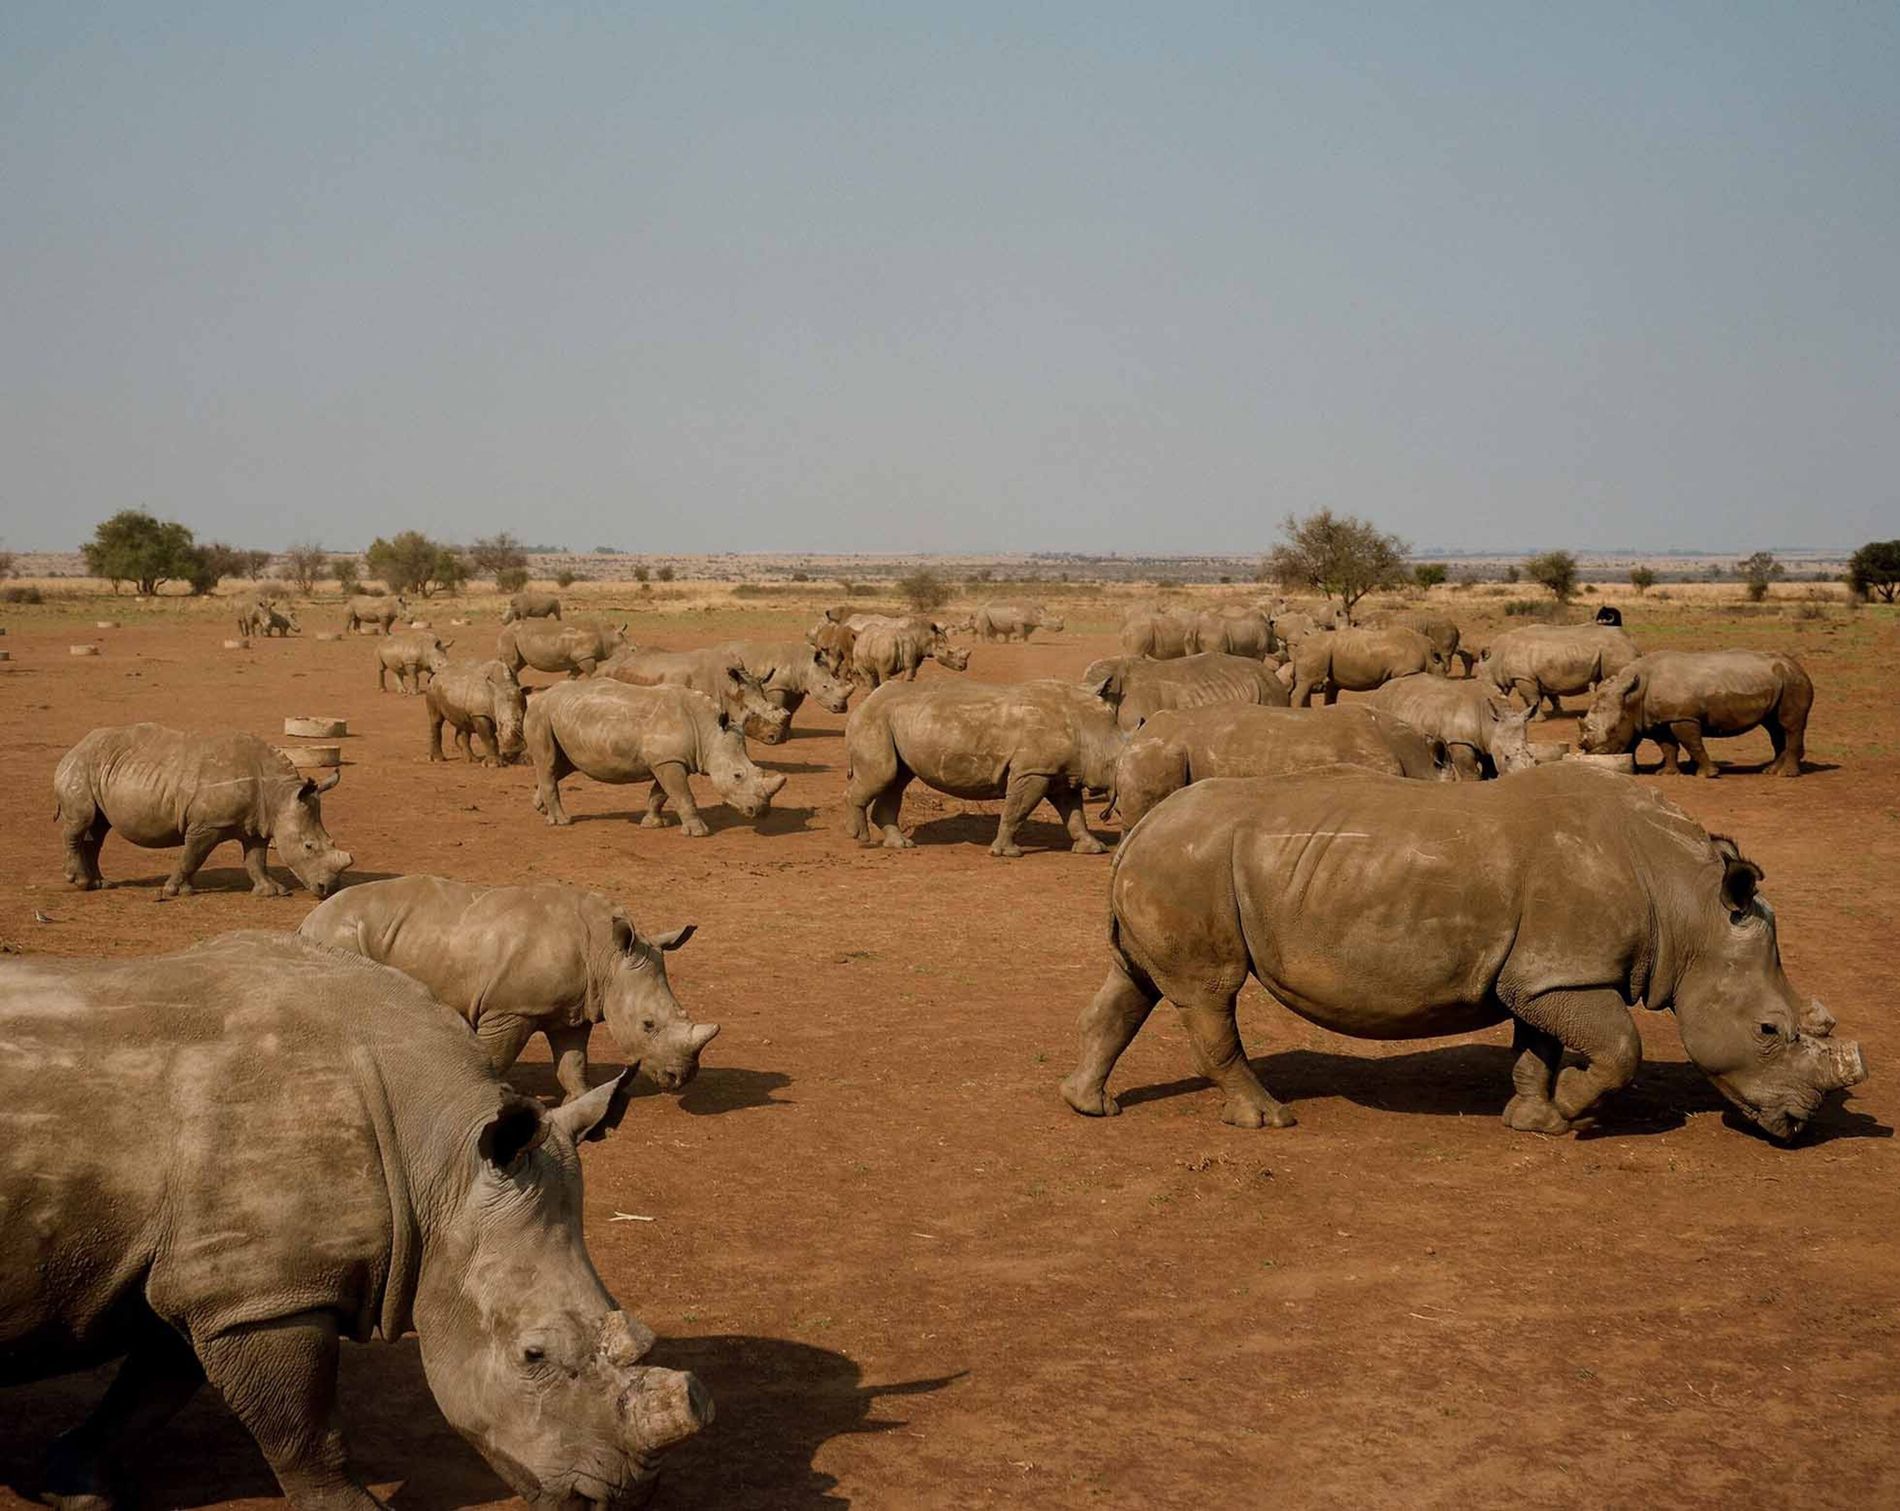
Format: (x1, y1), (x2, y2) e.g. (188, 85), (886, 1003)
(1184, 995), (1297, 1129)
(546, 1024), (595, 1102)
(426, 711), (447, 762)
(242, 838), (291, 899)
(991, 772), (1052, 858)
(647, 762), (709, 836)
(1670, 720), (1717, 777)
(1051, 784), (1107, 855)
(1767, 717), (1803, 777)
(1449, 745), (1485, 782)
(474, 719), (502, 766)
(475, 1011), (536, 1074)
(43, 1326), (205, 1511)
(376, 663), (389, 692)
(59, 796), (110, 890)
(1290, 675), (1319, 707)
(1060, 957), (1159, 1117)
(1512, 987), (1641, 1126)
(868, 775), (913, 848)
(1501, 1018), (1572, 1134)
(195, 1312), (380, 1511)
(160, 828), (222, 899)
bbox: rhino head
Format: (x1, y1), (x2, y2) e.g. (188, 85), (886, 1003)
(273, 771), (353, 898)
(1580, 666), (1642, 754)
(1041, 613), (1066, 633)
(488, 662), (529, 760)
(1487, 705), (1540, 775)
(721, 664), (790, 739)
(597, 916), (719, 1091)
(1670, 841), (1866, 1140)
(416, 1076), (712, 1507)
(804, 654), (853, 715)
(705, 712), (787, 819)
(935, 643), (972, 672)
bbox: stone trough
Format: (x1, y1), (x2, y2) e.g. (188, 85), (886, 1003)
(284, 717), (349, 739)
(1565, 751), (1636, 774)
(69, 644), (100, 657)
(277, 743), (342, 770)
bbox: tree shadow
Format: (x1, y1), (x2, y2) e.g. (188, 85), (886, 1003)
(651, 1336), (965, 1509)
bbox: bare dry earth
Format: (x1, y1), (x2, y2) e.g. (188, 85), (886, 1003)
(1, 594), (1897, 1510)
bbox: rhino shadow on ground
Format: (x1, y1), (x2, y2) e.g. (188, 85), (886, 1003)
(89, 865), (405, 896)
(507, 1061), (794, 1117)
(551, 805), (819, 837)
(1118, 1044), (1890, 1144)
(648, 1335), (965, 1509)
(903, 814), (1120, 854)
(753, 757), (830, 775)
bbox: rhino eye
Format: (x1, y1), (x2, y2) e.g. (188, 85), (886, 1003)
(522, 1345), (546, 1364)
(1757, 1022), (1778, 1039)
(641, 1019), (656, 1033)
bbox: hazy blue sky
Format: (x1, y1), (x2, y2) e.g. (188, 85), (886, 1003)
(3, 3), (1895, 554)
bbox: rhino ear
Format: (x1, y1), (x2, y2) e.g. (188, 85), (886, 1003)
(1714, 835), (1764, 919)
(714, 708), (731, 731)
(550, 1069), (639, 1145)
(652, 923), (696, 952)
(478, 1093), (548, 1172)
(299, 771), (342, 798)
(609, 911), (636, 955)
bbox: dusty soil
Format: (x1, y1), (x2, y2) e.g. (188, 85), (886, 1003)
(2, 593), (1897, 1510)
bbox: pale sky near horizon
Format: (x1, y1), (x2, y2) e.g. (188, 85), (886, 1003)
(2, 3), (1896, 555)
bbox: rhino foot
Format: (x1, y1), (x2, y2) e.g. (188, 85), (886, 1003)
(1223, 1097), (1297, 1130)
(1501, 1095), (1574, 1135)
(66, 876), (104, 892)
(1059, 1077), (1120, 1118)
(639, 814), (670, 829)
(990, 842), (1025, 859)
(158, 882), (192, 900)
(250, 881), (291, 899)
(1070, 836), (1108, 856)
(879, 829), (916, 850)
(680, 819), (711, 838)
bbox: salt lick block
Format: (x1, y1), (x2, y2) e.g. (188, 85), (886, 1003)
(1565, 752), (1636, 774)
(94, 620), (120, 629)
(284, 717), (349, 738)
(69, 644), (100, 656)
(314, 631), (342, 641)
(1528, 741), (1572, 764)
(222, 638), (250, 650)
(276, 744), (342, 769)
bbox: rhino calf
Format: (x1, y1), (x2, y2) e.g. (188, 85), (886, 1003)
(1061, 765), (1864, 1140)
(54, 724), (352, 898)
(718, 640), (855, 743)
(377, 629), (453, 693)
(0, 932), (710, 1511)
(601, 645), (789, 738)
(426, 657), (529, 765)
(525, 678), (785, 836)
(1110, 703), (1450, 828)
(237, 600), (300, 638)
(1581, 649), (1813, 777)
(845, 678), (1123, 856)
(499, 588), (562, 623)
(301, 875), (718, 1101)
(850, 621), (972, 689)
(976, 600), (1064, 642)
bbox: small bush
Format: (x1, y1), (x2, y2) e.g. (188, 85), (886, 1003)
(657, 565), (675, 583)
(1, 584), (44, 604)
(1629, 566), (1657, 594)
(1582, 583), (1596, 595)
(898, 568), (950, 612)
(496, 566), (531, 593)
(1502, 599), (1560, 619)
(1792, 601), (1828, 621)
(791, 571), (811, 582)
(555, 569), (577, 589)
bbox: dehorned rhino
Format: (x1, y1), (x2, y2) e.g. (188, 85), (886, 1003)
(1090, 652), (1291, 732)
(499, 589), (562, 623)
(600, 645), (790, 738)
(1580, 649), (1813, 778)
(1289, 625), (1447, 706)
(54, 724), (352, 899)
(849, 621), (971, 689)
(300, 875), (718, 1100)
(1110, 703), (1450, 828)
(975, 601), (1064, 642)
(343, 593), (405, 635)
(717, 640), (855, 743)
(1060, 764), (1865, 1140)
(1367, 672), (1537, 779)
(498, 617), (629, 679)
(0, 931), (711, 1510)
(377, 629), (453, 693)
(426, 657), (529, 765)
(844, 678), (1123, 856)
(524, 678), (785, 836)
(1480, 622), (1639, 716)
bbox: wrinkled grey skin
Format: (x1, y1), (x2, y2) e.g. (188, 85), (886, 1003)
(717, 640), (855, 743)
(804, 616), (857, 676)
(1368, 673), (1538, 779)
(1290, 626), (1448, 706)
(237, 601), (300, 638)
(1480, 623), (1639, 716)
(498, 619), (630, 679)
(378, 630), (454, 694)
(850, 622), (971, 689)
(499, 590), (563, 624)
(427, 658), (529, 766)
(54, 724), (352, 899)
(1109, 703), (1452, 828)
(1191, 607), (1274, 659)
(344, 594), (406, 635)
(1364, 610), (1474, 675)
(0, 932), (710, 1511)
(599, 646), (789, 738)
(1061, 765), (1865, 1140)
(301, 876), (719, 1101)
(1119, 607), (1200, 659)
(1266, 600), (1347, 653)
(975, 601), (1064, 642)
(1091, 652), (1292, 732)
(845, 678), (1124, 856)
(525, 679), (786, 837)
(1580, 649), (1813, 778)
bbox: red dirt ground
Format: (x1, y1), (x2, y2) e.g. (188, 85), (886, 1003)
(2, 601), (1897, 1509)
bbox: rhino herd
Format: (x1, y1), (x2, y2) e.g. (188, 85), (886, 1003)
(5, 586), (1856, 1509)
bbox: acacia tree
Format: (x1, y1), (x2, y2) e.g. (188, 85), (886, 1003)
(468, 531), (529, 586)
(365, 532), (468, 598)
(82, 510), (212, 595)
(332, 556), (362, 595)
(1412, 562), (1448, 589)
(899, 567), (950, 612)
(1524, 550), (1578, 603)
(1264, 510), (1407, 621)
(1846, 541), (1900, 603)
(1738, 551), (1785, 603)
(1629, 566), (1656, 594)
(283, 542), (330, 593)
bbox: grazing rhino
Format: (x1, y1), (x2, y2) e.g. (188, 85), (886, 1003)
(0, 931), (710, 1511)
(1480, 623), (1639, 716)
(377, 629), (453, 693)
(344, 593), (405, 634)
(717, 640), (855, 743)
(498, 617), (629, 679)
(1289, 625), (1446, 706)
(525, 679), (785, 836)
(1119, 606), (1200, 660)
(1092, 652), (1291, 732)
(1191, 607), (1274, 659)
(1580, 650), (1813, 778)
(1110, 703), (1451, 828)
(600, 645), (789, 738)
(426, 657), (529, 765)
(849, 621), (971, 689)
(1363, 610), (1473, 675)
(54, 725), (352, 899)
(499, 589), (562, 623)
(237, 600), (300, 638)
(844, 678), (1123, 856)
(1061, 764), (1865, 1140)
(975, 600), (1065, 642)
(1368, 673), (1538, 779)
(301, 875), (718, 1101)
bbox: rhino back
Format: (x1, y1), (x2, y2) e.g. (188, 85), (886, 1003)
(61, 725), (286, 844)
(539, 680), (700, 779)
(0, 932), (494, 1367)
(1637, 649), (1806, 731)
